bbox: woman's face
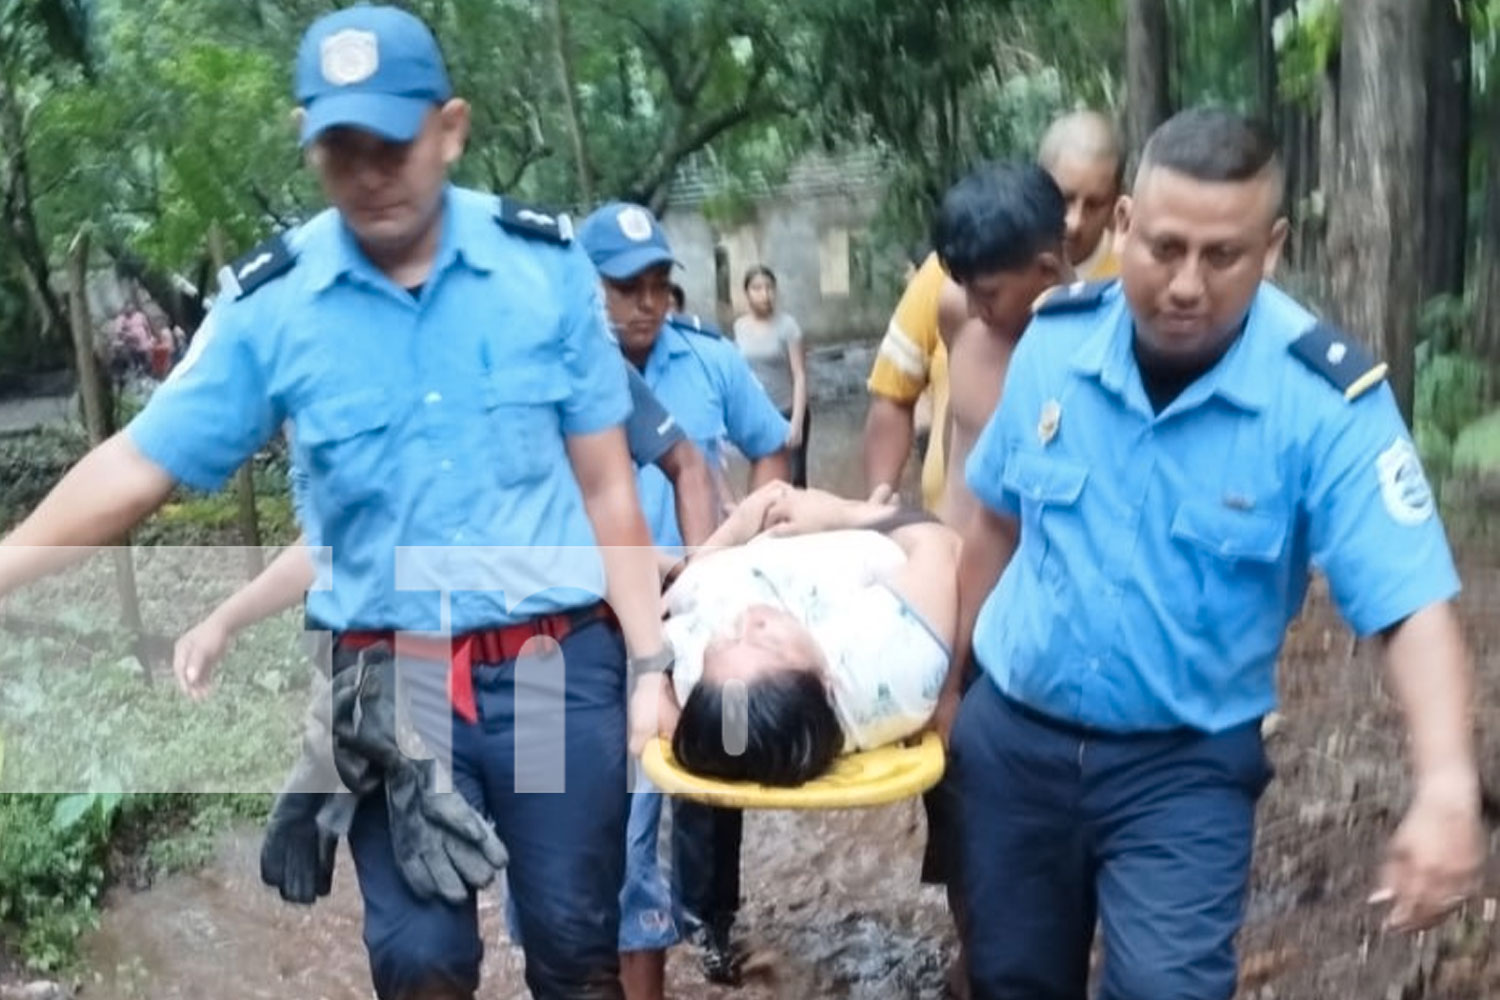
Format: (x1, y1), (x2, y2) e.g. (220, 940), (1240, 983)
(702, 604), (824, 684)
(746, 274), (777, 316)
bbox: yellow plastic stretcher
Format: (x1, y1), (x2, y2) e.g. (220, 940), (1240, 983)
(640, 731), (946, 810)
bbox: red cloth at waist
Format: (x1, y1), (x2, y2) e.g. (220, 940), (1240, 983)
(339, 603), (615, 723)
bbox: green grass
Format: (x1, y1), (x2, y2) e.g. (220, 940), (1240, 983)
(0, 606), (307, 972)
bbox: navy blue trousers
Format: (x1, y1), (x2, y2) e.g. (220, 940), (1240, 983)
(345, 620), (629, 1000)
(951, 676), (1271, 1000)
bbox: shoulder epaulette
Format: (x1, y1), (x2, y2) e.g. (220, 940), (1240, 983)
(496, 198), (573, 245)
(1031, 279), (1110, 316)
(1289, 323), (1387, 401)
(230, 234), (296, 300)
(668, 312), (723, 339)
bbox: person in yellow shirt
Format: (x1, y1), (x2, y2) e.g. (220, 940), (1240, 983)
(863, 251), (952, 510)
(1039, 109), (1123, 282)
(862, 111), (1123, 514)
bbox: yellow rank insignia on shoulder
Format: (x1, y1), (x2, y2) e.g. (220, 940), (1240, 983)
(1031, 280), (1109, 316)
(1289, 323), (1387, 401)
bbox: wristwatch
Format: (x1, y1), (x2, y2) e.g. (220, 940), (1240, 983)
(628, 644), (676, 676)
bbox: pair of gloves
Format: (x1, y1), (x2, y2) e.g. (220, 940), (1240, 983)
(259, 644), (509, 906)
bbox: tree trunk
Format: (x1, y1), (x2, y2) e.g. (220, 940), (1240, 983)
(66, 229), (145, 654)
(1124, 0), (1172, 166)
(1326, 0), (1429, 427)
(1474, 87), (1500, 369)
(1420, 0), (1470, 312)
(547, 0), (594, 205)
(0, 80), (69, 345)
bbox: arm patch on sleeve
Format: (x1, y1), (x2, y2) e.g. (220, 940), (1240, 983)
(231, 234), (296, 300)
(1032, 280), (1109, 316)
(1289, 323), (1388, 401)
(496, 198), (573, 245)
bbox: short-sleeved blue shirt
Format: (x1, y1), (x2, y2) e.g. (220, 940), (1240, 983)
(128, 186), (631, 632)
(635, 318), (788, 549)
(965, 280), (1460, 733)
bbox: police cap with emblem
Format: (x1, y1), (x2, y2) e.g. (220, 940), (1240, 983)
(295, 5), (452, 147)
(577, 202), (680, 280)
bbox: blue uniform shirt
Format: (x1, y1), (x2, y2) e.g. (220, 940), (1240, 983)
(965, 281), (1460, 734)
(635, 316), (788, 549)
(128, 186), (631, 632)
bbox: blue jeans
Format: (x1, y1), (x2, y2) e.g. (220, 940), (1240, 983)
(506, 776), (682, 954)
(951, 676), (1271, 1000)
(345, 620), (629, 1000)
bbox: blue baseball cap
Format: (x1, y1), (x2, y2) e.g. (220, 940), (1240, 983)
(295, 5), (452, 147)
(578, 202), (680, 280)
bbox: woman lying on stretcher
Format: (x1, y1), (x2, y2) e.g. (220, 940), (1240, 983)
(653, 481), (960, 786)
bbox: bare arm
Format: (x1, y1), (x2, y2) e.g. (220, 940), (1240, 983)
(756, 485), (960, 643)
(210, 542), (315, 634)
(567, 426), (664, 658)
(174, 539), (317, 700)
(1373, 601), (1484, 930)
(657, 439), (717, 548)
(862, 396), (916, 495)
(939, 315), (1014, 531)
(881, 522), (960, 648)
(748, 450), (789, 490)
(787, 336), (808, 439)
(567, 426), (670, 752)
(946, 505), (1018, 711)
(0, 434), (176, 597)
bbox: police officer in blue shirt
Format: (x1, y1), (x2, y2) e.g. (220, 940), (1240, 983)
(0, 8), (673, 1000)
(577, 202), (788, 999)
(170, 370), (715, 704)
(945, 109), (1484, 1000)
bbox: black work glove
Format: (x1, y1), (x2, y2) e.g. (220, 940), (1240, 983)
(261, 664), (360, 906)
(330, 643), (509, 903)
(330, 644), (406, 788)
(260, 790), (338, 904)
(385, 758), (510, 904)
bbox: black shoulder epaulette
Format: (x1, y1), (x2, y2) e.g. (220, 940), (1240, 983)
(1289, 323), (1388, 401)
(1032, 279), (1110, 316)
(231, 234), (296, 300)
(668, 313), (723, 338)
(496, 198), (573, 245)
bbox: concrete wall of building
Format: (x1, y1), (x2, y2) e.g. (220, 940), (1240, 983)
(659, 157), (903, 343)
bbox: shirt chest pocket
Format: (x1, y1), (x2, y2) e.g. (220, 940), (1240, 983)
(1002, 451), (1088, 588)
(482, 364), (568, 485)
(1169, 500), (1291, 633)
(296, 390), (394, 511)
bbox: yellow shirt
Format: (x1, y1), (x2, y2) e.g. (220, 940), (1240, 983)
(866, 242), (1118, 511)
(866, 253), (950, 511)
(1079, 233), (1120, 281)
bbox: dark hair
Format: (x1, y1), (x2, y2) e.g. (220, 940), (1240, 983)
(669, 282), (686, 311)
(672, 670), (843, 786)
(743, 265), (777, 292)
(931, 162), (1066, 285)
(907, 241), (930, 268)
(1140, 108), (1279, 184)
